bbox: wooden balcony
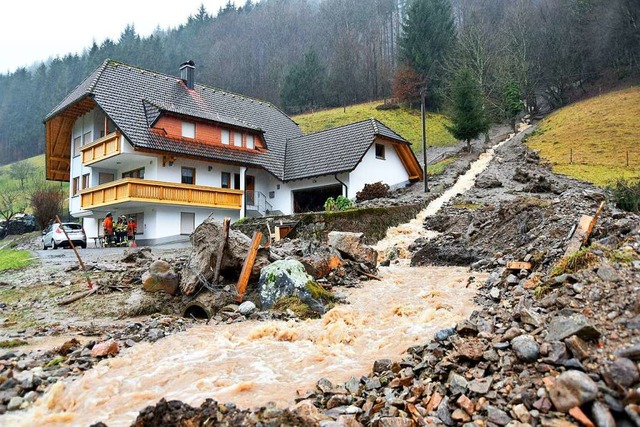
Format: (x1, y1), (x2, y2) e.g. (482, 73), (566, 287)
(81, 132), (121, 165)
(80, 178), (243, 210)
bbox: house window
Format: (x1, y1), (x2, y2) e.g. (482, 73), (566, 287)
(73, 136), (82, 157)
(233, 173), (241, 190)
(221, 129), (230, 145)
(182, 121), (195, 139)
(375, 143), (385, 160)
(83, 131), (92, 146)
(234, 131), (242, 147)
(221, 172), (231, 188)
(181, 167), (195, 185)
(82, 173), (90, 189)
(246, 135), (255, 149)
(99, 173), (115, 185)
(72, 177), (80, 196)
(122, 167), (145, 179)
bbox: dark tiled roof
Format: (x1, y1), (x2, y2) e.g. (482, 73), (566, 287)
(45, 60), (302, 177)
(283, 118), (411, 181)
(45, 60), (417, 182)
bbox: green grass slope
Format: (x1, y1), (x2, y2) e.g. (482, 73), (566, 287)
(293, 101), (456, 152)
(527, 87), (640, 187)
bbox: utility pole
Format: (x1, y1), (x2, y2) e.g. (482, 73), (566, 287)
(421, 87), (429, 192)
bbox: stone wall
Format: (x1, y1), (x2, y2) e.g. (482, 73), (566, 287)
(232, 204), (424, 245)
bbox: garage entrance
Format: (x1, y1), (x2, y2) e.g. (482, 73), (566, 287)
(293, 185), (342, 213)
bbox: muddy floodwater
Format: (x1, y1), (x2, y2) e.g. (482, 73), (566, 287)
(8, 265), (484, 427)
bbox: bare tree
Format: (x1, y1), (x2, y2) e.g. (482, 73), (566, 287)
(8, 160), (36, 190)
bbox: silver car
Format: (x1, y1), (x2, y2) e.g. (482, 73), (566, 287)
(42, 223), (87, 249)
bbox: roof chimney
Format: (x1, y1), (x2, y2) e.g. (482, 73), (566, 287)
(180, 60), (195, 90)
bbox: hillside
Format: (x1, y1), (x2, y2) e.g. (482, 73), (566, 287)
(294, 101), (455, 152)
(527, 86), (640, 186)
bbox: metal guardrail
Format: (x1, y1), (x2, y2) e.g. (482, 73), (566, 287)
(246, 190), (272, 216)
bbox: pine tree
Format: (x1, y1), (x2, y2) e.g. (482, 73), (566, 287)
(281, 50), (326, 113)
(398, 0), (455, 108)
(446, 68), (490, 152)
(503, 81), (523, 133)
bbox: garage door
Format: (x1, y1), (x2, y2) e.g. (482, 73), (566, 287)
(292, 185), (342, 213)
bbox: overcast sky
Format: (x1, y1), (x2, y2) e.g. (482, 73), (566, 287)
(0, 0), (234, 74)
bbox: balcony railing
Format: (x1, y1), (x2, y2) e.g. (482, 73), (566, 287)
(81, 132), (121, 165)
(246, 190), (272, 216)
(80, 178), (243, 210)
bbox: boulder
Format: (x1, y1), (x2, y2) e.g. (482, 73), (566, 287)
(142, 260), (179, 296)
(238, 301), (257, 315)
(327, 231), (377, 268)
(258, 259), (330, 314)
(548, 370), (598, 412)
(181, 218), (270, 295)
(299, 250), (344, 279)
(511, 335), (540, 362)
(90, 339), (120, 358)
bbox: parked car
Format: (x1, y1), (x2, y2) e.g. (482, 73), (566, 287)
(42, 223), (87, 249)
(0, 214), (37, 239)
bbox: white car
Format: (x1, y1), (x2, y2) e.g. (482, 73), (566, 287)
(42, 223), (87, 249)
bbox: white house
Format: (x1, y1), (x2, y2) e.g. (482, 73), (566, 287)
(45, 60), (423, 245)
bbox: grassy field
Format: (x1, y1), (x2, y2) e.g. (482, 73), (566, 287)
(294, 101), (456, 152)
(526, 87), (640, 187)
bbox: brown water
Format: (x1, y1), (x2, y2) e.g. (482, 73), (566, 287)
(7, 266), (484, 427)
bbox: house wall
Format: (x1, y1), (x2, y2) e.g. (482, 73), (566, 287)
(69, 110), (98, 216)
(274, 173), (349, 214)
(154, 115), (264, 150)
(348, 138), (410, 197)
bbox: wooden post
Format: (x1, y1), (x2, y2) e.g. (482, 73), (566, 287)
(570, 148), (573, 164)
(627, 151), (630, 167)
(212, 217), (230, 285)
(55, 215), (94, 289)
(235, 231), (262, 302)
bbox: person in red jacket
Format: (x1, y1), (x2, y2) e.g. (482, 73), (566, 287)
(103, 212), (114, 247)
(127, 216), (137, 245)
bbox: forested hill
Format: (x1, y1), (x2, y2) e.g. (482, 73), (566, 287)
(0, 0), (638, 166)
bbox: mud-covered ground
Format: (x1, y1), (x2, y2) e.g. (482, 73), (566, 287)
(129, 127), (640, 426)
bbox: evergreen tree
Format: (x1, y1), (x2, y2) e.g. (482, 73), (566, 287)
(503, 81), (523, 132)
(398, 0), (455, 108)
(446, 68), (490, 152)
(281, 50), (326, 113)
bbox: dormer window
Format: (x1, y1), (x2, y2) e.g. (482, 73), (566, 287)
(221, 129), (230, 145)
(234, 131), (242, 147)
(182, 121), (195, 139)
(246, 135), (255, 149)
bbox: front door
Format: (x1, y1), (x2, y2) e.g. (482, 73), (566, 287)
(180, 212), (195, 235)
(246, 175), (255, 206)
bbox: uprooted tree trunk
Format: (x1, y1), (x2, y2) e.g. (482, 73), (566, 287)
(180, 218), (270, 295)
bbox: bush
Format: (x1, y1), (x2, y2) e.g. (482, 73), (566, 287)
(608, 179), (640, 213)
(356, 182), (390, 202)
(324, 195), (354, 212)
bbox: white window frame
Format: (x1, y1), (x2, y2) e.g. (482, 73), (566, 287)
(246, 134), (255, 149)
(221, 129), (230, 145)
(234, 131), (242, 147)
(182, 121), (195, 139)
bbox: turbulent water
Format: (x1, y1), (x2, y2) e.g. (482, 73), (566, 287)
(9, 266), (483, 427)
(3, 131), (525, 426)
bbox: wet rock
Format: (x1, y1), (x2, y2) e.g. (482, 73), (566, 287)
(615, 344), (640, 360)
(300, 251), (344, 279)
(546, 314), (601, 342)
(542, 341), (569, 365)
(7, 396), (23, 411)
(327, 231), (377, 268)
(373, 359), (392, 373)
(490, 287), (501, 299)
(291, 399), (322, 424)
(435, 327), (456, 341)
(181, 218), (270, 295)
(591, 401), (615, 427)
(511, 335), (540, 362)
(448, 372), (468, 395)
(548, 370), (598, 412)
(487, 405), (512, 426)
(90, 339), (119, 358)
(606, 357), (640, 388)
(564, 335), (590, 360)
(57, 338), (81, 356)
(520, 307), (543, 327)
(238, 301), (256, 315)
(378, 417), (412, 427)
(317, 378), (334, 393)
(258, 259), (329, 314)
(142, 260), (179, 296)
(596, 265), (620, 282)
(437, 396), (454, 426)
(512, 403), (532, 424)
(468, 377), (492, 394)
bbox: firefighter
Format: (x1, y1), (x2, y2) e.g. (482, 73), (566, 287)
(115, 216), (127, 246)
(103, 213), (114, 247)
(127, 216), (137, 245)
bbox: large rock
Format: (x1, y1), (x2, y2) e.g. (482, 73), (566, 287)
(142, 260), (179, 296)
(299, 250), (344, 279)
(181, 218), (270, 295)
(546, 313), (601, 342)
(548, 370), (598, 412)
(258, 259), (329, 314)
(511, 334), (540, 362)
(327, 231), (377, 268)
(90, 339), (120, 358)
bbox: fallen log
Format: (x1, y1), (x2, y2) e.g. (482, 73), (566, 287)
(212, 218), (230, 284)
(357, 270), (383, 281)
(58, 288), (99, 306)
(564, 201), (605, 256)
